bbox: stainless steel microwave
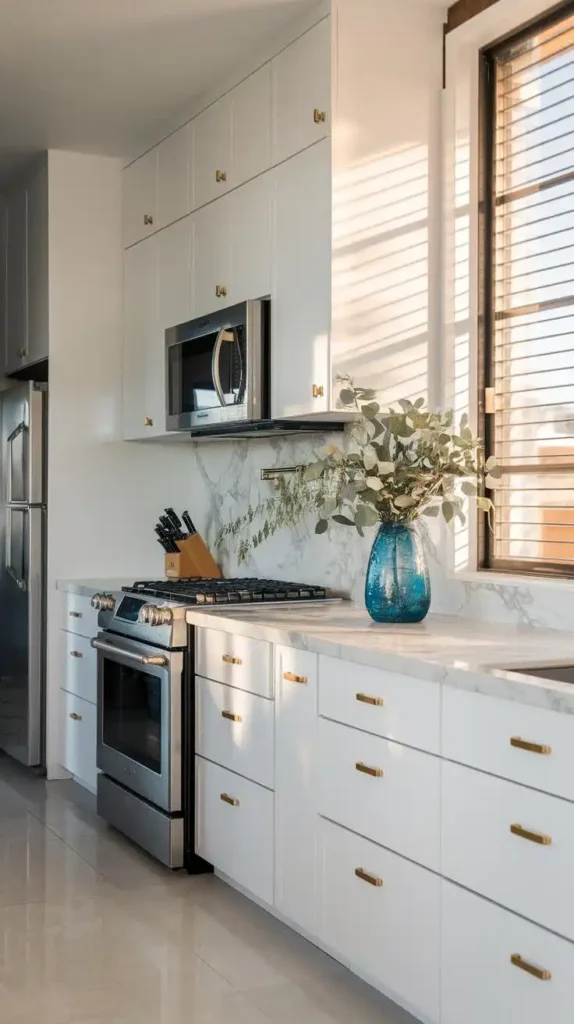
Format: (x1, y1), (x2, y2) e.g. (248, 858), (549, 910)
(165, 300), (268, 433)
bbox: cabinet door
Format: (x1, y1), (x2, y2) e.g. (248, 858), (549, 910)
(229, 174), (271, 304)
(26, 165), (49, 365)
(272, 140), (331, 417)
(122, 148), (158, 248)
(6, 188), (27, 371)
(158, 218), (192, 331)
(272, 19), (331, 165)
(0, 203), (7, 375)
(122, 236), (160, 439)
(60, 690), (97, 792)
(274, 647), (319, 935)
(193, 197), (232, 318)
(157, 125), (191, 229)
(231, 65), (271, 188)
(192, 95), (232, 210)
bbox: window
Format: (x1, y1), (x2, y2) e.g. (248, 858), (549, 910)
(481, 4), (574, 576)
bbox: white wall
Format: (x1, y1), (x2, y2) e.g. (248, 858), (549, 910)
(45, 151), (193, 778)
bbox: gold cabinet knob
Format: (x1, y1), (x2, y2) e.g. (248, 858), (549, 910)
(510, 823), (552, 846)
(143, 213), (154, 225)
(220, 792), (239, 807)
(69, 611), (82, 618)
(222, 710), (242, 722)
(144, 416), (153, 427)
(18, 348), (26, 359)
(510, 954), (551, 981)
(283, 671), (308, 684)
(356, 761), (383, 778)
(314, 109), (327, 124)
(69, 712), (82, 721)
(215, 285), (227, 298)
(215, 170), (227, 183)
(312, 384), (324, 399)
(510, 736), (551, 755)
(356, 692), (384, 707)
(222, 654), (242, 665)
(69, 650), (83, 659)
(355, 867), (383, 887)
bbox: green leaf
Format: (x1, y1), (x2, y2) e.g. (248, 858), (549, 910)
(394, 494), (416, 508)
(355, 504), (380, 528)
(355, 388), (377, 400)
(423, 505), (440, 517)
(415, 397), (425, 409)
(378, 461), (395, 475)
(461, 481), (477, 496)
(442, 500), (454, 524)
(361, 402), (380, 420)
(339, 389), (356, 405)
(332, 514), (355, 527)
(315, 519), (328, 535)
(486, 464), (503, 479)
(460, 412), (469, 429)
(398, 399), (413, 413)
(477, 496), (493, 513)
(303, 461), (324, 482)
(363, 450), (378, 471)
(485, 455), (498, 471)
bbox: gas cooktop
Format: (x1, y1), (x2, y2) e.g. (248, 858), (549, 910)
(123, 577), (329, 605)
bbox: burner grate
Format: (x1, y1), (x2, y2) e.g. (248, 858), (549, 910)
(121, 577), (327, 604)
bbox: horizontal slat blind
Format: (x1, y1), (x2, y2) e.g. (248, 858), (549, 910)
(487, 9), (574, 574)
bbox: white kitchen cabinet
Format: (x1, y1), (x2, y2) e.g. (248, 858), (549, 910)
(274, 646), (319, 935)
(122, 148), (158, 248)
(60, 631), (97, 705)
(196, 675), (274, 789)
(60, 690), (97, 792)
(122, 235), (161, 439)
(272, 140), (331, 417)
(272, 20), (331, 166)
(62, 591), (100, 639)
(0, 203), (6, 374)
(229, 172), (272, 304)
(231, 64), (271, 188)
(192, 197), (232, 318)
(157, 125), (192, 229)
(157, 217), (192, 330)
(26, 164), (49, 366)
(195, 627), (272, 697)
(192, 96), (232, 211)
(6, 186), (27, 372)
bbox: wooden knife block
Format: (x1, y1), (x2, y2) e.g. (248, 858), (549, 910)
(164, 534), (222, 579)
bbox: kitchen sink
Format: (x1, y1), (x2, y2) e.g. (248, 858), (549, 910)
(506, 664), (574, 684)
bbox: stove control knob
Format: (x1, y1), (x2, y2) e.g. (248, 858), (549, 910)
(140, 604), (173, 627)
(91, 593), (116, 612)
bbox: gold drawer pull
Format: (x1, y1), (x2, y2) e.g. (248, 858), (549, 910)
(215, 169), (227, 183)
(313, 108), (327, 123)
(510, 954), (551, 981)
(220, 792), (239, 807)
(222, 654), (242, 665)
(143, 213), (154, 225)
(510, 736), (552, 755)
(356, 761), (383, 778)
(283, 671), (307, 684)
(510, 823), (552, 846)
(312, 384), (324, 399)
(69, 611), (82, 618)
(69, 712), (82, 721)
(215, 284), (228, 298)
(69, 650), (83, 659)
(356, 692), (384, 707)
(222, 710), (242, 722)
(355, 867), (383, 887)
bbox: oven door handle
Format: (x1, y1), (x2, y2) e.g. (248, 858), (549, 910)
(90, 638), (168, 667)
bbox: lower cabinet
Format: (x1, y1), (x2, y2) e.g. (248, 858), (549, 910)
(319, 818), (440, 1024)
(60, 690), (97, 792)
(195, 755), (274, 905)
(442, 880), (574, 1024)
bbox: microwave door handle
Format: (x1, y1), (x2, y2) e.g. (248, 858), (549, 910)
(211, 328), (235, 407)
(90, 638), (167, 667)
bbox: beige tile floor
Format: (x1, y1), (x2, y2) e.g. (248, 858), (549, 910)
(0, 754), (417, 1024)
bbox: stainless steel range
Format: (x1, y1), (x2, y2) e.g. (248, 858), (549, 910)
(90, 577), (336, 869)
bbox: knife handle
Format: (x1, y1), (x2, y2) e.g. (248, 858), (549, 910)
(182, 511), (196, 536)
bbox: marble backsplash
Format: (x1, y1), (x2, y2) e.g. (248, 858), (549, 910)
(190, 432), (574, 632)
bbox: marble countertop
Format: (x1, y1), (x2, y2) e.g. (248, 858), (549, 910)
(186, 602), (574, 715)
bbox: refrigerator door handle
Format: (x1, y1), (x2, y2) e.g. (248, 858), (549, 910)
(7, 420), (26, 445)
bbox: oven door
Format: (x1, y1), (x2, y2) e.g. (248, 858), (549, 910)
(92, 632), (183, 813)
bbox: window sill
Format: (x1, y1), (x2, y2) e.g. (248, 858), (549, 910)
(451, 569), (574, 592)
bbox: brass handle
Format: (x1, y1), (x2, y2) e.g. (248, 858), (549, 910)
(510, 954), (551, 981)
(69, 611), (82, 618)
(312, 384), (324, 398)
(215, 169), (227, 183)
(69, 712), (82, 721)
(356, 692), (384, 707)
(510, 823), (552, 846)
(313, 109), (327, 123)
(18, 348), (26, 358)
(220, 792), (239, 807)
(355, 867), (383, 887)
(510, 736), (552, 755)
(69, 651), (83, 659)
(143, 213), (154, 225)
(222, 710), (242, 722)
(356, 761), (383, 778)
(144, 416), (153, 427)
(222, 654), (242, 665)
(215, 285), (227, 298)
(283, 671), (307, 684)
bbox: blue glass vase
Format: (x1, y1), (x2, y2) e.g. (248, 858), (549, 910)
(365, 522), (430, 624)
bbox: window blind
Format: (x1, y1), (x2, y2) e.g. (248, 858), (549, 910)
(485, 8), (574, 575)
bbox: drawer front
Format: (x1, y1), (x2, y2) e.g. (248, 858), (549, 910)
(195, 627), (272, 698)
(319, 818), (440, 1023)
(196, 675), (274, 789)
(443, 685), (574, 801)
(62, 591), (99, 638)
(61, 631), (97, 704)
(442, 760), (574, 941)
(442, 880), (574, 1024)
(195, 756), (273, 905)
(60, 691), (97, 791)
(318, 717), (440, 871)
(319, 655), (440, 754)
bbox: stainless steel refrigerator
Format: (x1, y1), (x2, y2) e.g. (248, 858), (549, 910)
(0, 382), (47, 766)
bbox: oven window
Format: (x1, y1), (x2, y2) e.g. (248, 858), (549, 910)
(102, 660), (162, 774)
(169, 325), (246, 415)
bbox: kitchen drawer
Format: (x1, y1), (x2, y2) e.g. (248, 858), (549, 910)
(319, 655), (440, 754)
(60, 691), (97, 792)
(195, 628), (272, 698)
(61, 591), (99, 638)
(195, 756), (273, 905)
(319, 818), (440, 1023)
(196, 675), (274, 789)
(60, 630), (97, 705)
(318, 717), (440, 871)
(442, 760), (574, 942)
(443, 685), (574, 802)
(442, 880), (574, 1024)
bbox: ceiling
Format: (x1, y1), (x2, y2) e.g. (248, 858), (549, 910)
(0, 0), (316, 184)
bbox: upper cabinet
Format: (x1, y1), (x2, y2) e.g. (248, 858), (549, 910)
(272, 20), (331, 166)
(123, 235), (159, 440)
(157, 126), (192, 230)
(231, 64), (272, 188)
(192, 96), (233, 211)
(122, 148), (158, 248)
(26, 164), (49, 367)
(5, 187), (27, 372)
